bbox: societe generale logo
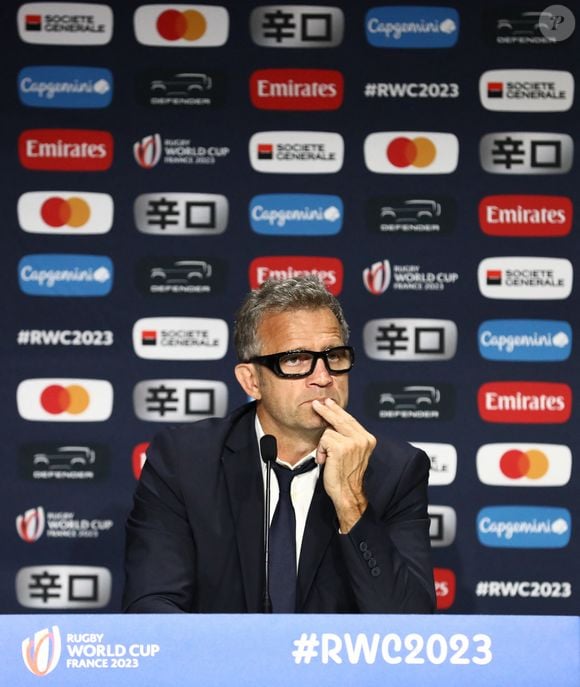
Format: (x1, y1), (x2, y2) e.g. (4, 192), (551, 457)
(18, 3), (113, 45)
(249, 131), (344, 173)
(364, 132), (458, 174)
(16, 506), (46, 543)
(476, 443), (572, 487)
(134, 5), (229, 46)
(17, 191), (113, 235)
(433, 568), (456, 610)
(249, 256), (343, 295)
(478, 257), (573, 300)
(479, 195), (572, 237)
(250, 69), (344, 110)
(132, 317), (228, 360)
(19, 129), (113, 171)
(479, 70), (574, 112)
(22, 625), (62, 676)
(477, 381), (572, 424)
(17, 378), (114, 422)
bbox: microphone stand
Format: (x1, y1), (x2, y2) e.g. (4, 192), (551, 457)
(260, 434), (277, 613)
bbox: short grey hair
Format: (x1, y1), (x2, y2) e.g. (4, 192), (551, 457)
(234, 276), (350, 361)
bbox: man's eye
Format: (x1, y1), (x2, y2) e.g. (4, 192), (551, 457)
(282, 353), (310, 366)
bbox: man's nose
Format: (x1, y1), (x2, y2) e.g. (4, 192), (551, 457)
(308, 356), (332, 384)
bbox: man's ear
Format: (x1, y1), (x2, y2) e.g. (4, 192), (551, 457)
(234, 363), (262, 400)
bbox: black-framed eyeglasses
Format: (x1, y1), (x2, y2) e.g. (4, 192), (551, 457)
(247, 346), (355, 379)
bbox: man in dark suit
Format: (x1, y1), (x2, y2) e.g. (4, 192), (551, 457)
(123, 276), (435, 613)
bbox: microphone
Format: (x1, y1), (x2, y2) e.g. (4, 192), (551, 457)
(260, 434), (277, 613)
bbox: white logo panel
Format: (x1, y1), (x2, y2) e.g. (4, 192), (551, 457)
(18, 3), (113, 45)
(364, 132), (459, 174)
(478, 257), (573, 300)
(249, 131), (344, 173)
(411, 442), (457, 486)
(133, 317), (228, 359)
(18, 192), (113, 234)
(476, 443), (571, 486)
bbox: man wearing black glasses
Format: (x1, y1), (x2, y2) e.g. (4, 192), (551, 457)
(123, 276), (435, 614)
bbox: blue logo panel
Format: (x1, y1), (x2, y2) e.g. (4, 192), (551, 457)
(18, 254), (114, 296)
(249, 194), (343, 236)
(365, 6), (460, 48)
(477, 506), (571, 548)
(18, 66), (113, 108)
(478, 319), (572, 361)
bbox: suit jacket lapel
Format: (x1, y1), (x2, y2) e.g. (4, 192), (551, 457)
(221, 405), (264, 613)
(296, 470), (336, 610)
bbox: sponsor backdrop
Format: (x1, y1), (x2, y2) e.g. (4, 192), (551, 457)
(1, 0), (578, 615)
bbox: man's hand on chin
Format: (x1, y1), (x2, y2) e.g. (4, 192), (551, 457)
(311, 398), (376, 533)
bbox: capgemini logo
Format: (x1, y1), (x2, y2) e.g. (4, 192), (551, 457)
(16, 506), (45, 543)
(22, 626), (61, 676)
(363, 260), (391, 295)
(134, 133), (162, 169)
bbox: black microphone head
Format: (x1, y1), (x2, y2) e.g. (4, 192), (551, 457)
(260, 434), (277, 464)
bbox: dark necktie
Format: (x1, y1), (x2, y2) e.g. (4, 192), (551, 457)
(269, 458), (317, 613)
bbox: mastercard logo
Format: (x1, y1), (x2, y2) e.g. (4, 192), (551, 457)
(476, 443), (572, 487)
(17, 191), (113, 235)
(134, 6), (229, 47)
(156, 9), (206, 40)
(17, 378), (113, 422)
(386, 136), (437, 168)
(40, 384), (90, 415)
(364, 131), (458, 174)
(40, 196), (91, 228)
(500, 449), (548, 479)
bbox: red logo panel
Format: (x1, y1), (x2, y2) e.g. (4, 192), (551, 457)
(250, 69), (344, 110)
(132, 442), (150, 480)
(479, 195), (572, 237)
(249, 256), (344, 295)
(19, 129), (114, 171)
(478, 382), (572, 424)
(433, 568), (456, 610)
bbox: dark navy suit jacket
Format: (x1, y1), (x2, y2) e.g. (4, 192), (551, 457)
(123, 402), (435, 613)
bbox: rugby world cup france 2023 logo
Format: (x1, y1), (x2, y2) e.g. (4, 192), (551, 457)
(22, 626), (62, 676)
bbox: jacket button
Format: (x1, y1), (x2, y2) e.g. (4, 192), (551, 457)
(363, 550), (372, 560)
(371, 567), (381, 577)
(359, 541), (368, 552)
(367, 557), (377, 568)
